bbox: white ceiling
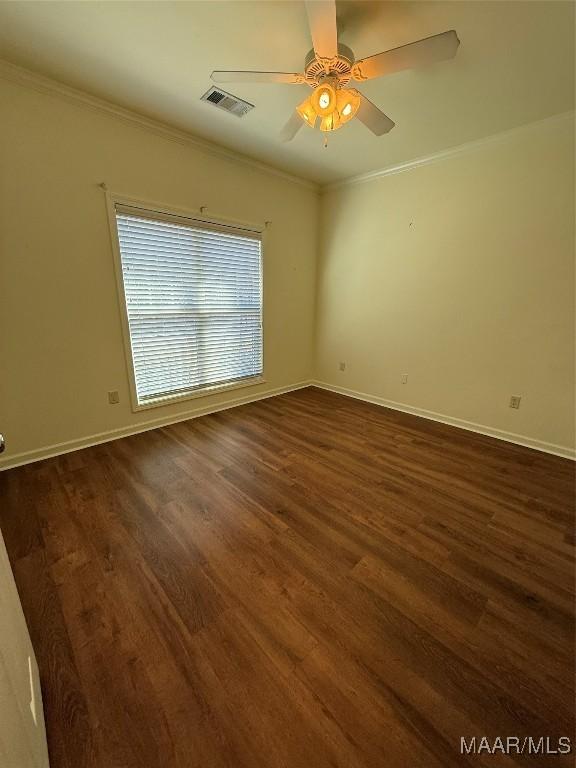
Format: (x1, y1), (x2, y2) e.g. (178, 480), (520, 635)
(0, 1), (573, 184)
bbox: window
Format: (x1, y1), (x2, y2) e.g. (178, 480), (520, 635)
(113, 203), (263, 407)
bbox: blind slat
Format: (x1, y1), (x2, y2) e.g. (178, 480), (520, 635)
(116, 208), (263, 402)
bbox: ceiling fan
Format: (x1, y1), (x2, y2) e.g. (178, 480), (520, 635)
(211, 0), (459, 142)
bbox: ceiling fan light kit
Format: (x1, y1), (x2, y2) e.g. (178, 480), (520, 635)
(296, 76), (361, 138)
(210, 1), (460, 144)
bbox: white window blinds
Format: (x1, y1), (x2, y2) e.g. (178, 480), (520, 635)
(114, 205), (263, 405)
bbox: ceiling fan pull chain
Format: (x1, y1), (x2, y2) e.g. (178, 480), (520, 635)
(324, 135), (328, 149)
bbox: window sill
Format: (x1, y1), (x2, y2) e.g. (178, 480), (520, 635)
(131, 375), (266, 413)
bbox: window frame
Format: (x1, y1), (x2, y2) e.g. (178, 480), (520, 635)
(106, 192), (266, 412)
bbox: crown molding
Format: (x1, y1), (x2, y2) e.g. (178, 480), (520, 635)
(322, 110), (576, 192)
(1, 58), (573, 195)
(0, 58), (319, 193)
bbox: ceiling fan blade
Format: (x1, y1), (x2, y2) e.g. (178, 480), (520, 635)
(352, 30), (460, 81)
(305, 0), (338, 59)
(356, 93), (395, 136)
(280, 111), (304, 142)
(211, 71), (305, 84)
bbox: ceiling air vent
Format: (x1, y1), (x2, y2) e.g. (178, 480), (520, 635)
(201, 86), (254, 118)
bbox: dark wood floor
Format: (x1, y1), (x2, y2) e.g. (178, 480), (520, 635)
(1, 387), (574, 768)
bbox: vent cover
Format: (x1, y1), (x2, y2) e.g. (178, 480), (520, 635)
(201, 86), (254, 117)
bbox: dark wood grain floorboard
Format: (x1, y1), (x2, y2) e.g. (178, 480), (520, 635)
(0, 386), (574, 767)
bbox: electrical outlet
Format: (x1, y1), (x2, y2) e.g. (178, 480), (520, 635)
(509, 396), (521, 409)
(108, 390), (120, 405)
(401, 374), (408, 384)
(339, 362), (346, 371)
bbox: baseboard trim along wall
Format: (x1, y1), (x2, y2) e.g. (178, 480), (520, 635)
(0, 381), (313, 472)
(312, 381), (576, 461)
(2, 380), (574, 471)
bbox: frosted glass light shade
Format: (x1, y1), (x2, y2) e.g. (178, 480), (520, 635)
(311, 82), (337, 117)
(297, 97), (318, 127)
(336, 88), (361, 124)
(319, 111), (341, 132)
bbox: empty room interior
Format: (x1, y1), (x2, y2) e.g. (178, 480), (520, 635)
(0, 1), (575, 766)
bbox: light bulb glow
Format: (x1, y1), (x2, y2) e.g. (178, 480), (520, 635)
(342, 103), (352, 117)
(311, 81), (337, 117)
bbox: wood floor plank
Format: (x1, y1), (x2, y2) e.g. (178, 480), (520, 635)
(0, 386), (574, 767)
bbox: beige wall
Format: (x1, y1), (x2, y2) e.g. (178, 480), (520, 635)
(1, 75), (574, 467)
(315, 114), (575, 455)
(0, 77), (318, 468)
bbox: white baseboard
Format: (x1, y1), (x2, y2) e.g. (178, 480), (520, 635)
(311, 381), (576, 461)
(0, 380), (313, 472)
(3, 379), (573, 471)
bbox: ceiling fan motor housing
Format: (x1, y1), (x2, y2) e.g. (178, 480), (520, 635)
(304, 43), (355, 87)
